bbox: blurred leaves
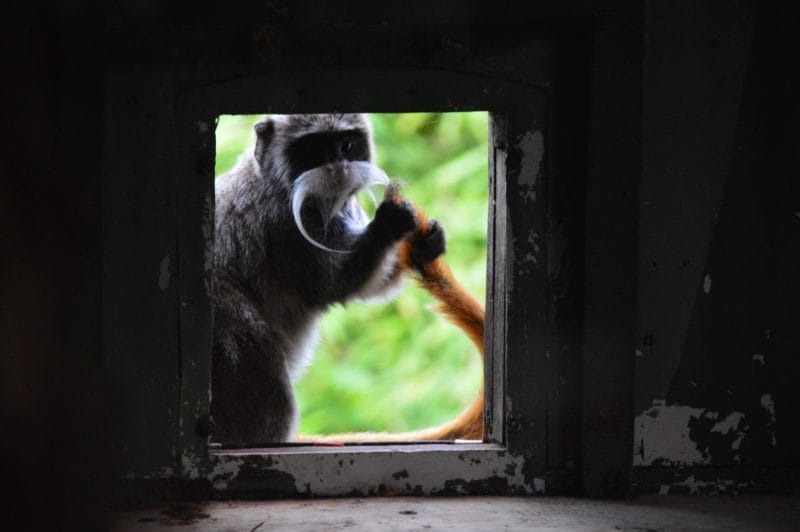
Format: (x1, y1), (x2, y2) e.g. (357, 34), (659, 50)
(215, 112), (488, 434)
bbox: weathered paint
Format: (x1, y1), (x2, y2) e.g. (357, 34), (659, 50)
(634, 400), (708, 466)
(514, 130), (544, 202)
(669, 476), (738, 495)
(710, 412), (748, 461)
(761, 394), (777, 446)
(634, 400), (753, 466)
(178, 445), (540, 497)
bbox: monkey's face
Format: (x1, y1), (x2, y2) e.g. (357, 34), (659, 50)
(258, 114), (386, 252)
(291, 159), (390, 253)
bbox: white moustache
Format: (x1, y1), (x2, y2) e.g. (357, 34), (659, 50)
(291, 160), (390, 253)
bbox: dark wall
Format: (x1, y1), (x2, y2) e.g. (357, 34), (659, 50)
(2, 1), (798, 522)
(1, 3), (107, 529)
(635, 1), (800, 492)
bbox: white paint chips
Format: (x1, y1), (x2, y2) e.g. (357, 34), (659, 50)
(673, 475), (736, 495)
(703, 273), (712, 294)
(210, 456), (245, 489)
(515, 130), (544, 202)
(710, 412), (745, 435)
(761, 394), (776, 419)
(635, 399), (750, 466)
(181, 452), (202, 480)
(761, 393), (777, 446)
(710, 412), (748, 459)
(634, 400), (709, 466)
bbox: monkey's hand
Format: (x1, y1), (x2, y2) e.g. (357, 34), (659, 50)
(372, 198), (416, 242)
(383, 180), (445, 270)
(409, 219), (446, 271)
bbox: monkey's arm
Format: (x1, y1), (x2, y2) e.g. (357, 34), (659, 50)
(325, 197), (416, 302)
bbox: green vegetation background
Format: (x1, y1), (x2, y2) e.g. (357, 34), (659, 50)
(215, 113), (487, 434)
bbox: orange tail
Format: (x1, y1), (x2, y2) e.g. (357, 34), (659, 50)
(296, 197), (485, 443)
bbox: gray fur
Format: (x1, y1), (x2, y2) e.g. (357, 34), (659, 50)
(210, 114), (414, 444)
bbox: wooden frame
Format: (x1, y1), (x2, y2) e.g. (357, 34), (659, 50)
(174, 66), (549, 496)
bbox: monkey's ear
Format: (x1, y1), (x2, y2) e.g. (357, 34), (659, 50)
(253, 118), (275, 165)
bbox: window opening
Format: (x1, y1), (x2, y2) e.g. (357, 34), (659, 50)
(212, 112), (488, 444)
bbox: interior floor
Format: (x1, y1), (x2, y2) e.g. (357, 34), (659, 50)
(113, 495), (800, 531)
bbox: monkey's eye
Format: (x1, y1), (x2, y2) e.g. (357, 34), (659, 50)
(341, 139), (354, 155)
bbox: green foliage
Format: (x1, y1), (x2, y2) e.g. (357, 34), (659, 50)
(215, 112), (488, 434)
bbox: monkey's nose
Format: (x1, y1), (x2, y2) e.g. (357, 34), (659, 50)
(325, 161), (350, 179)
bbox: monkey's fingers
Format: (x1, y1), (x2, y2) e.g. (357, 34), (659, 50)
(383, 180), (405, 203)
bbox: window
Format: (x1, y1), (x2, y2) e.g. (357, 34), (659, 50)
(175, 67), (548, 495)
(213, 112), (487, 439)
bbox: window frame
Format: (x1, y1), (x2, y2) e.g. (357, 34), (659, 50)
(175, 66), (550, 495)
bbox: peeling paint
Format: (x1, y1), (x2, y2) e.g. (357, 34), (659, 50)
(524, 230), (541, 266)
(673, 475), (736, 495)
(710, 412), (747, 459)
(289, 450), (533, 495)
(515, 130), (544, 202)
(158, 255), (171, 291)
(710, 412), (745, 434)
(761, 394), (775, 419)
(203, 447), (538, 496)
(635, 348), (644, 357)
(634, 400), (751, 466)
(209, 456), (245, 489)
(703, 273), (712, 294)
(181, 452), (202, 480)
(753, 353), (765, 365)
(634, 400), (708, 466)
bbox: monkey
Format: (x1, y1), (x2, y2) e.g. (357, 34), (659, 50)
(210, 113), (445, 445)
(295, 187), (485, 443)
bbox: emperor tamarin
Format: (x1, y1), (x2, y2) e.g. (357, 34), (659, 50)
(210, 113), (425, 444)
